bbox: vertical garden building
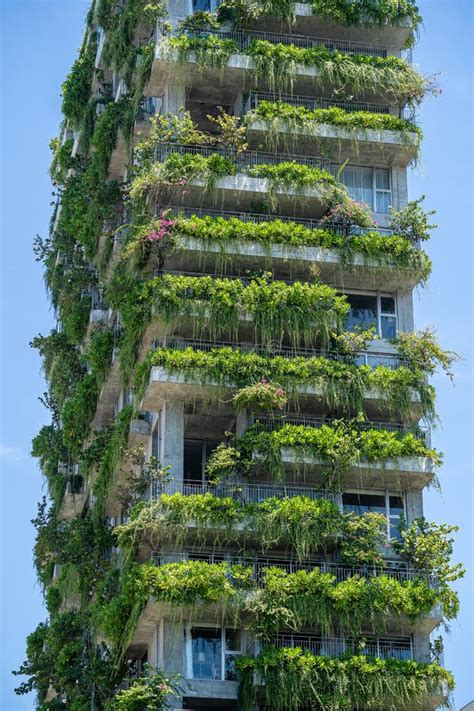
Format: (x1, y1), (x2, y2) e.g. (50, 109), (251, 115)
(20, 0), (463, 709)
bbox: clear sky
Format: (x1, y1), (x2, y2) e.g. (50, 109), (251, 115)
(0, 1), (472, 708)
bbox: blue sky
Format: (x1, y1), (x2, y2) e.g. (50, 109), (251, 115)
(0, 1), (472, 708)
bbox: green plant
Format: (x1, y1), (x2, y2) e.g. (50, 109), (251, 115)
(239, 420), (441, 484)
(388, 195), (437, 243)
(246, 100), (422, 158)
(234, 379), (287, 411)
(394, 327), (460, 379)
(165, 213), (431, 280)
(237, 647), (454, 711)
(135, 345), (437, 422)
(61, 38), (96, 125)
(110, 667), (181, 710)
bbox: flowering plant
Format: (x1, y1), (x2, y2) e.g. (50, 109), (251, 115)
(233, 379), (287, 412)
(322, 199), (376, 233)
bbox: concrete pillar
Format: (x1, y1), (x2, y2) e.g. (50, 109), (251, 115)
(406, 490), (424, 523)
(165, 84), (187, 115)
(391, 168), (408, 209)
(162, 400), (185, 482)
(397, 289), (414, 333)
(236, 409), (249, 436)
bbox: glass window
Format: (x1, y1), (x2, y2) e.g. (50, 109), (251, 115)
(375, 169), (391, 213)
(191, 628), (241, 681)
(389, 495), (404, 541)
(191, 628), (222, 680)
(184, 440), (204, 482)
(339, 166), (373, 207)
(343, 492), (405, 540)
(381, 296), (397, 339)
(342, 492), (386, 515)
(346, 293), (378, 332)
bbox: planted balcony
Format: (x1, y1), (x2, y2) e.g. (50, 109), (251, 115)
(243, 94), (422, 167)
(148, 207), (431, 289)
(133, 142), (342, 214)
(237, 644), (452, 711)
(135, 343), (434, 423)
(150, 30), (432, 107)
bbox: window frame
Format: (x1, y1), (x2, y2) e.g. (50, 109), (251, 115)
(185, 624), (243, 681)
(342, 489), (406, 540)
(330, 164), (392, 213)
(342, 289), (398, 339)
(183, 438), (221, 485)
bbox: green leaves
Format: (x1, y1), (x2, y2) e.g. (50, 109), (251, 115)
(136, 344), (437, 420)
(237, 647), (453, 711)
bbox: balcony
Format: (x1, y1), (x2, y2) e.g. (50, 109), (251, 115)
(177, 28), (394, 59)
(276, 448), (435, 489)
(252, 413), (430, 446)
(90, 348), (122, 430)
(160, 208), (422, 290)
(151, 31), (412, 106)
(154, 551), (436, 590)
(141, 365), (422, 422)
(148, 478), (340, 506)
(242, 92), (420, 167)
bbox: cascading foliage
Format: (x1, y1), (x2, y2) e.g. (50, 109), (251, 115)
(17, 0), (462, 709)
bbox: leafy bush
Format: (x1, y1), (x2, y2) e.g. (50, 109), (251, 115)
(135, 346), (437, 422)
(237, 647), (454, 711)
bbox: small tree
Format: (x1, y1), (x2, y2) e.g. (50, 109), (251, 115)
(110, 666), (181, 710)
(388, 195), (437, 244)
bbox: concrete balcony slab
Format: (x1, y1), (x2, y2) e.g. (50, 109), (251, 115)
(166, 235), (423, 291)
(246, 117), (419, 168)
(270, 447), (437, 489)
(150, 45), (394, 108)
(142, 367), (424, 422)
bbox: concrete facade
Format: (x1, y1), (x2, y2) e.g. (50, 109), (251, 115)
(51, 2), (448, 708)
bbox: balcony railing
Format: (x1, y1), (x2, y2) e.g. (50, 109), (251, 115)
(242, 90), (417, 123)
(148, 478), (339, 505)
(253, 414), (430, 444)
(154, 142), (325, 170)
(152, 336), (408, 371)
(155, 204), (395, 237)
(271, 634), (423, 661)
(152, 551), (436, 587)
(182, 28), (390, 58)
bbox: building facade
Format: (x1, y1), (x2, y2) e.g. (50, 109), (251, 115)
(19, 0), (462, 709)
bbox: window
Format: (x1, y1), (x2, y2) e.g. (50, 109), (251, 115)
(188, 627), (242, 681)
(151, 416), (161, 460)
(184, 440), (220, 484)
(331, 165), (392, 213)
(342, 491), (405, 540)
(344, 292), (397, 339)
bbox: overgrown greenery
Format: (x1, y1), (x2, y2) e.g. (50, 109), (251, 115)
(246, 99), (423, 150)
(149, 213), (432, 282)
(21, 0), (458, 707)
(135, 345), (437, 421)
(168, 34), (433, 104)
(237, 647), (453, 711)
(239, 420), (441, 482)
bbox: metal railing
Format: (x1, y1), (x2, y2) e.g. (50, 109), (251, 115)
(253, 414), (430, 443)
(272, 634), (422, 661)
(155, 204), (395, 237)
(183, 27), (390, 58)
(154, 142), (325, 170)
(152, 551), (436, 587)
(243, 90), (416, 123)
(152, 336), (408, 371)
(148, 478), (340, 504)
